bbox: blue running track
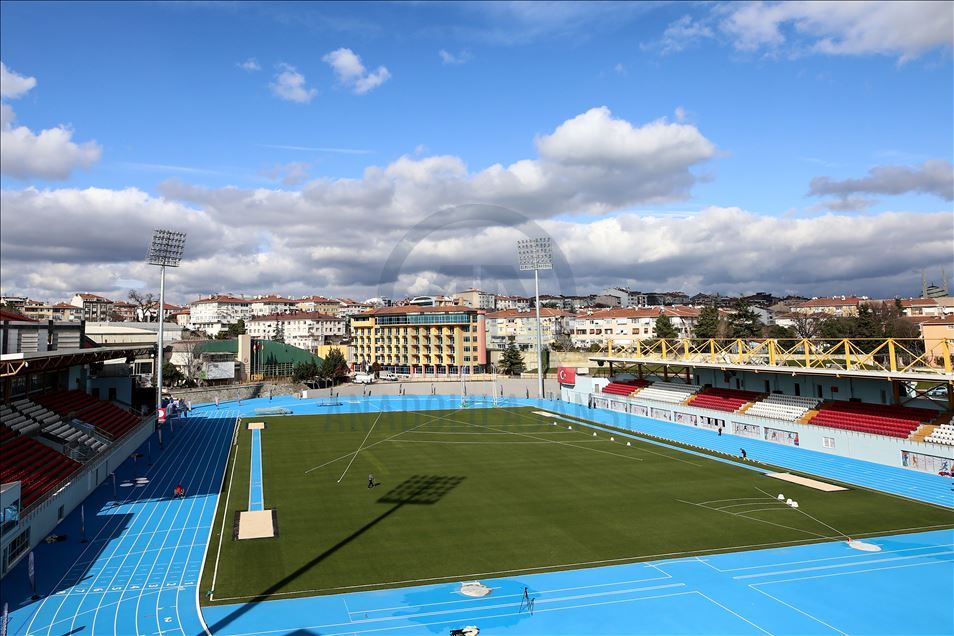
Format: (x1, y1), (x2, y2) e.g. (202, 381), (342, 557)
(5, 410), (237, 636)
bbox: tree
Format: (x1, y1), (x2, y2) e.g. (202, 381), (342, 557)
(549, 333), (574, 351)
(161, 362), (183, 387)
(693, 304), (721, 339)
(292, 360), (320, 383)
(215, 319), (247, 340)
(654, 314), (679, 340)
(128, 290), (157, 322)
(370, 361), (382, 377)
(727, 300), (762, 339)
(273, 320), (285, 344)
(178, 339), (206, 385)
(766, 324), (796, 339)
(792, 313), (822, 339)
(498, 342), (525, 376)
(319, 348), (349, 385)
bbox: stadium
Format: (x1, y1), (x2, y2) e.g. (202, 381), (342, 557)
(1, 320), (952, 635)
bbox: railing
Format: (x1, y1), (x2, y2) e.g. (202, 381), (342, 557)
(589, 338), (954, 376)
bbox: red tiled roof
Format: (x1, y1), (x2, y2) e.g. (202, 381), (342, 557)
(0, 308), (36, 321)
(190, 295), (248, 305)
(76, 293), (113, 302)
(296, 295), (337, 303)
(577, 306), (701, 319)
(792, 296), (865, 308)
(358, 304), (477, 317)
(249, 311), (341, 322)
(900, 298), (939, 307)
(486, 308), (574, 319)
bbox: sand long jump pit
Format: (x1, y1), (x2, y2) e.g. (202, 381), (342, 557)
(767, 472), (847, 491)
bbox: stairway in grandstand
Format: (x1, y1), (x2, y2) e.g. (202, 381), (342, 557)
(688, 388), (764, 413)
(1, 400), (108, 457)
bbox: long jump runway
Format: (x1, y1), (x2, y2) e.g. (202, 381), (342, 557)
(5, 410), (236, 636)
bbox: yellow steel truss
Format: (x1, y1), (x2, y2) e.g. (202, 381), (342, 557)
(598, 338), (954, 377)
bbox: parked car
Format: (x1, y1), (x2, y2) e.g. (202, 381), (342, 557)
(353, 373), (375, 384)
(379, 372), (399, 381)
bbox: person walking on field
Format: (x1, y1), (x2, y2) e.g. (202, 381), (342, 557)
(368, 474), (375, 489)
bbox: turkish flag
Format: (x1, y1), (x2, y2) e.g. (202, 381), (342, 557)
(557, 367), (576, 386)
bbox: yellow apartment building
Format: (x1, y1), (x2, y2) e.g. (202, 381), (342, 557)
(351, 305), (487, 375)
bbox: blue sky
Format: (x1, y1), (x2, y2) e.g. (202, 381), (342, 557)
(1, 1), (952, 302)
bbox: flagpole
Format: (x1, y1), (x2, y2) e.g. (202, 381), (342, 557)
(28, 551), (38, 600)
(80, 505), (87, 543)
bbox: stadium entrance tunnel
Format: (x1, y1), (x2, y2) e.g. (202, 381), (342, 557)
(207, 475), (466, 633)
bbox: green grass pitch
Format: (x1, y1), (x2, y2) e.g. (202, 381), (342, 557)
(201, 406), (954, 604)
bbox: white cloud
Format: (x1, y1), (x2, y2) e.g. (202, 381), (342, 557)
(613, 63), (627, 75)
(322, 48), (390, 94)
(269, 64), (317, 103)
(238, 57), (261, 72)
(0, 62), (102, 180)
(439, 49), (473, 65)
(1, 61), (37, 98)
(674, 106), (687, 122)
(718, 1), (953, 61)
(646, 15), (715, 54)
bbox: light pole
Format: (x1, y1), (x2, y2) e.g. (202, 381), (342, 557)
(517, 237), (552, 399)
(147, 229), (187, 415)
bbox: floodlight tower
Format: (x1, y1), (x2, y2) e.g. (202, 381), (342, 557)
(517, 237), (552, 399)
(147, 229), (187, 414)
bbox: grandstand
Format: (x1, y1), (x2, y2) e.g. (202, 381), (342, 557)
(1, 313), (156, 577)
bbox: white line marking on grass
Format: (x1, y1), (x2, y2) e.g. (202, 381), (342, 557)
(749, 585), (849, 635)
(756, 486), (850, 540)
(338, 412), (384, 483)
(210, 417), (242, 601)
(436, 413), (645, 463)
(304, 410), (466, 475)
(387, 439), (611, 445)
(700, 497), (776, 505)
(694, 592), (774, 635)
(498, 406), (704, 465)
(678, 499), (830, 539)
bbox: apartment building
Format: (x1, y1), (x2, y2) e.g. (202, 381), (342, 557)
(23, 302), (83, 322)
(247, 311), (346, 350)
(571, 307), (700, 348)
(351, 305), (486, 374)
(188, 295), (252, 336)
(599, 288), (648, 308)
(249, 295), (298, 317)
(791, 296), (867, 317)
(295, 295), (342, 315)
(484, 308), (574, 351)
(70, 293), (114, 321)
(494, 295), (531, 311)
(452, 289), (496, 310)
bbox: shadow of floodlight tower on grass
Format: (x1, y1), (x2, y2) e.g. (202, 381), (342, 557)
(208, 474), (466, 633)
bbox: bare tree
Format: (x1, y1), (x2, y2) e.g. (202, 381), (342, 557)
(792, 313), (822, 339)
(177, 339), (206, 385)
(128, 289), (157, 322)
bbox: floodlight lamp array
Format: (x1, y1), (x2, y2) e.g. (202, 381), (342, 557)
(516, 237), (553, 271)
(147, 229), (187, 267)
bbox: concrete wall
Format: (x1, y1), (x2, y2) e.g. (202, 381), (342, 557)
(169, 381), (305, 404)
(563, 376), (954, 470)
